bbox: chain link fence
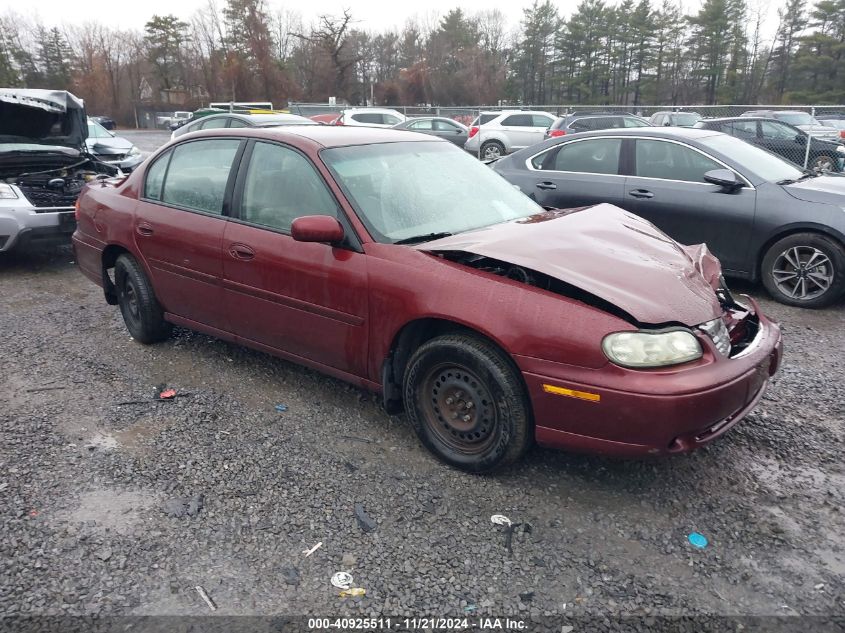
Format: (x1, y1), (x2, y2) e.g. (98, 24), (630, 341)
(288, 103), (845, 170)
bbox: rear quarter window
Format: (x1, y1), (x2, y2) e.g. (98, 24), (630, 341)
(144, 151), (171, 201)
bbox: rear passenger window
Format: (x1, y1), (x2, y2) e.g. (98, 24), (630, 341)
(200, 117), (229, 129)
(240, 142), (337, 232)
(501, 114), (533, 126)
(729, 120), (757, 138)
(228, 119), (250, 128)
(551, 139), (621, 174)
(160, 140), (241, 214)
(383, 114), (402, 125)
(144, 151), (171, 201)
(409, 120), (433, 130)
(352, 113), (383, 124)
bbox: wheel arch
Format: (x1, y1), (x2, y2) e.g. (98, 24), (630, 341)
(101, 244), (132, 304)
(379, 317), (524, 415)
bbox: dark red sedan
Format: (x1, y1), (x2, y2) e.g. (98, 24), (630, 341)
(73, 126), (783, 472)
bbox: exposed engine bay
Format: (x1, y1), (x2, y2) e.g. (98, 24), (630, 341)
(2, 156), (116, 209)
(437, 251), (634, 322)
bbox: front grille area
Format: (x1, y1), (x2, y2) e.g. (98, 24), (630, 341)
(18, 181), (84, 208)
(699, 318), (731, 356)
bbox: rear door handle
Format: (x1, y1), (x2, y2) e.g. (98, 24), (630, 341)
(228, 244), (255, 261)
(628, 189), (654, 199)
(536, 181), (557, 190)
(136, 222), (154, 237)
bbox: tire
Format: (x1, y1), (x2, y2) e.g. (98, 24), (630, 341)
(761, 233), (845, 308)
(480, 140), (505, 160)
(114, 253), (172, 343)
(810, 154), (837, 172)
(402, 333), (532, 473)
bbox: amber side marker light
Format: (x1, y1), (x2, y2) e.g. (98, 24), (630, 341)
(542, 384), (601, 403)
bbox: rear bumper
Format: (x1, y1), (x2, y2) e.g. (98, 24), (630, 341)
(520, 308), (783, 457)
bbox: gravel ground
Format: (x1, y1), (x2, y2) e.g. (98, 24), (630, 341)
(1, 247), (843, 630)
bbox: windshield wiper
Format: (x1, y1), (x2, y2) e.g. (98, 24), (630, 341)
(778, 171), (820, 185)
(393, 232), (453, 245)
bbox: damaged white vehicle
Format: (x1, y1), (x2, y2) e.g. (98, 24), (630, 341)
(0, 89), (118, 253)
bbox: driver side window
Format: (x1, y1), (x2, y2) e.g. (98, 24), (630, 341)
(240, 142), (338, 232)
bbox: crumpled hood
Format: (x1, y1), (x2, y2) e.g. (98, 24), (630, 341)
(783, 175), (845, 203)
(0, 89), (87, 149)
(415, 204), (723, 326)
(86, 135), (133, 157)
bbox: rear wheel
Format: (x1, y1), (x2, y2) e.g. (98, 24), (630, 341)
(480, 140), (505, 160)
(403, 334), (532, 472)
(761, 233), (845, 308)
(114, 254), (172, 343)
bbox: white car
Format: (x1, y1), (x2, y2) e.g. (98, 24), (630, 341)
(464, 110), (559, 159)
(335, 108), (407, 127)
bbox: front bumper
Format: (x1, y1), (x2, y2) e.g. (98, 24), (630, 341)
(0, 201), (76, 253)
(518, 303), (783, 457)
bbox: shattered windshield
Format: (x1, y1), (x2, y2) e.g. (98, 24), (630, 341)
(321, 141), (541, 243)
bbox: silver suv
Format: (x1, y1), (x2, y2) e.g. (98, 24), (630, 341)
(0, 89), (118, 253)
(464, 110), (558, 159)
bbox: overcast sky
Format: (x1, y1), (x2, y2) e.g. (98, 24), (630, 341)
(18, 0), (778, 40)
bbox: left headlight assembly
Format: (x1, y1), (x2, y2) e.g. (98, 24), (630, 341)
(128, 146), (141, 156)
(0, 183), (19, 199)
(602, 330), (703, 369)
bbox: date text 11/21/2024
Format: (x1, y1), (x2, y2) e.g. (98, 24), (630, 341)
(307, 617), (530, 630)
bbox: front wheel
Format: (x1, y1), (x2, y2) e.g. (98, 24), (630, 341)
(761, 233), (845, 308)
(810, 154), (837, 172)
(403, 334), (532, 473)
(114, 254), (173, 343)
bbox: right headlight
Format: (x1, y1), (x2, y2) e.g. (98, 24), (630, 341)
(0, 183), (18, 199)
(602, 330), (702, 368)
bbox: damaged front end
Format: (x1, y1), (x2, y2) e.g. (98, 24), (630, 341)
(417, 204), (767, 367)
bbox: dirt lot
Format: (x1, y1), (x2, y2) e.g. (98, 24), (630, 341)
(1, 246), (843, 628)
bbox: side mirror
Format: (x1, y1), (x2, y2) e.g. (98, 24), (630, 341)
(664, 121), (671, 126)
(290, 215), (345, 243)
(704, 169), (742, 191)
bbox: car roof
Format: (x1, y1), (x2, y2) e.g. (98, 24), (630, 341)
(701, 116), (772, 122)
(185, 125), (444, 149)
(561, 127), (721, 140)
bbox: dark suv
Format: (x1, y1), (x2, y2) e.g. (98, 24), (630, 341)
(695, 117), (845, 172)
(544, 112), (650, 139)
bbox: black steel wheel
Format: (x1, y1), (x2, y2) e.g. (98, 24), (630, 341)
(403, 333), (532, 472)
(114, 254), (172, 343)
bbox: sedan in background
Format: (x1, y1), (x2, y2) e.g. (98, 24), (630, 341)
(171, 112), (314, 140)
(334, 108), (406, 127)
(741, 110), (841, 142)
(544, 113), (650, 140)
(392, 117), (469, 145)
(649, 111), (702, 127)
(72, 126), (781, 470)
(494, 127), (845, 308)
(86, 117), (143, 172)
(90, 115), (116, 130)
(696, 117), (845, 172)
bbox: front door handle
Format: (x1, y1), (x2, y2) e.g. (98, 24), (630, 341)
(628, 189), (654, 199)
(228, 243), (255, 261)
(136, 222), (154, 237)
(536, 181), (557, 190)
